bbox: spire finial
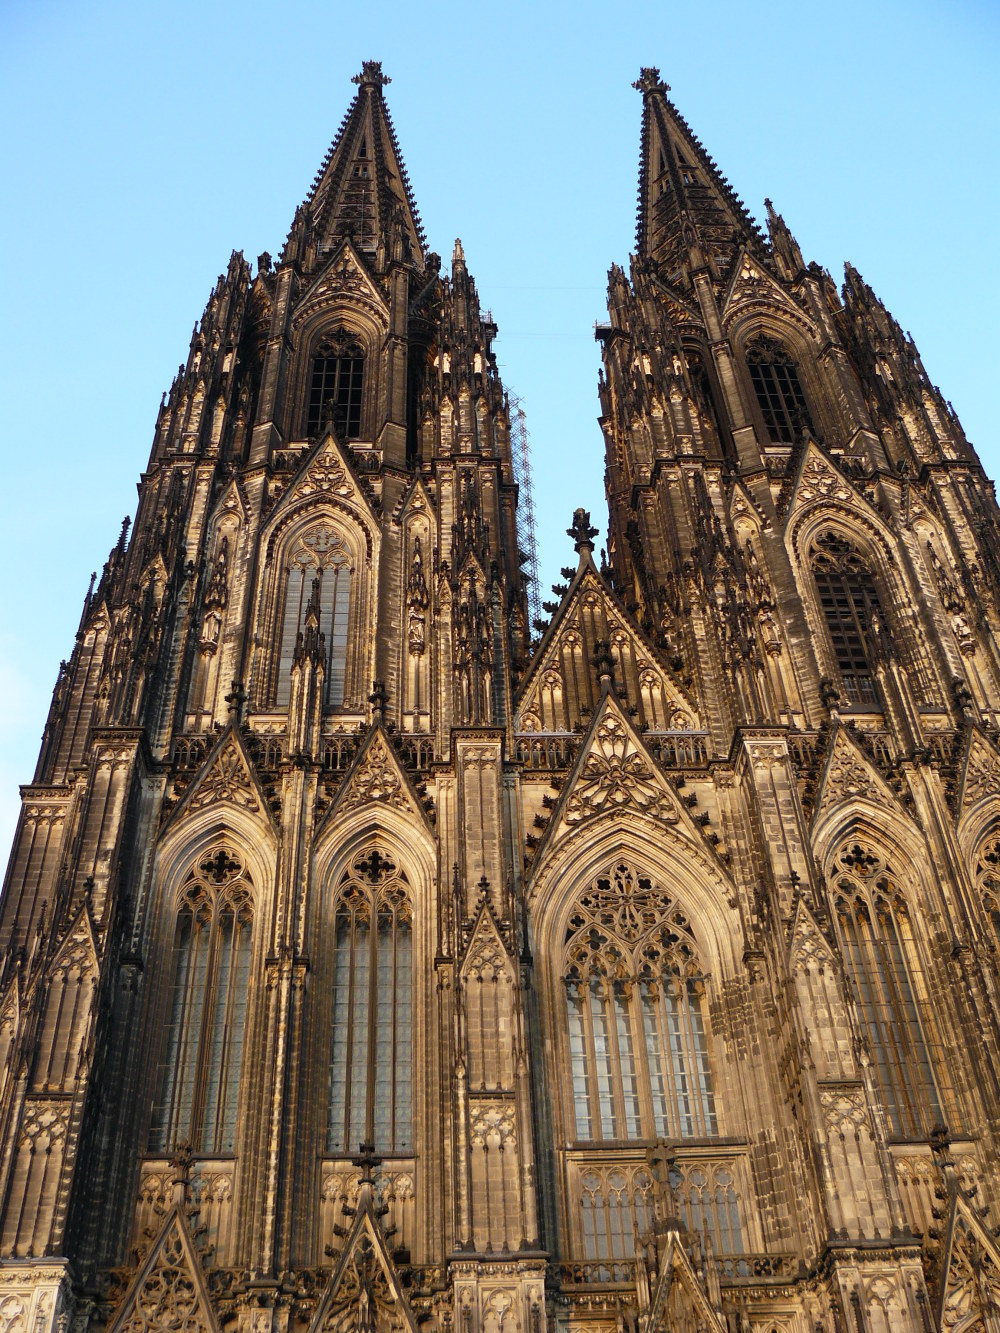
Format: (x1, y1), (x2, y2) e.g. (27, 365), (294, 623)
(568, 508), (599, 556)
(633, 67), (669, 95)
(352, 60), (390, 88)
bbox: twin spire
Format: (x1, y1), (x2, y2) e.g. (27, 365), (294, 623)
(293, 61), (776, 286)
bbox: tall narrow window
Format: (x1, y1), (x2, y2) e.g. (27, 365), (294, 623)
(150, 847), (253, 1155)
(307, 331), (364, 438)
(327, 850), (412, 1156)
(564, 862), (717, 1143)
(833, 843), (942, 1139)
(746, 336), (812, 444)
(275, 525), (352, 709)
(811, 531), (883, 706)
(975, 832), (1000, 952)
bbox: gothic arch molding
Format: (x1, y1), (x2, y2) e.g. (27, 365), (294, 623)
(529, 816), (743, 983)
(253, 500), (379, 713)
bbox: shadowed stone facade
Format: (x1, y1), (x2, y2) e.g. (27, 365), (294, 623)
(2, 59), (999, 1333)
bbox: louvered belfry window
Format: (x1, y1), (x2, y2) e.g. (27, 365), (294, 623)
(833, 843), (943, 1140)
(275, 525), (352, 709)
(307, 331), (364, 438)
(811, 531), (882, 706)
(327, 850), (412, 1155)
(564, 862), (717, 1143)
(149, 848), (253, 1155)
(746, 336), (812, 444)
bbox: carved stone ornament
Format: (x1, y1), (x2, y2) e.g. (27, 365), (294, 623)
(795, 449), (855, 509)
(814, 730), (888, 822)
(339, 734), (411, 814)
(564, 714), (676, 825)
(298, 443), (353, 499)
(961, 732), (1000, 812)
(188, 740), (259, 813)
(112, 1213), (216, 1333)
(939, 1210), (1000, 1331)
(820, 1086), (868, 1135)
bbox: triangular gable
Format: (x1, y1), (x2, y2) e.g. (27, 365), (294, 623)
(45, 904), (99, 979)
(720, 245), (814, 333)
(533, 692), (722, 870)
(270, 427), (379, 523)
(292, 239), (389, 331)
(321, 725), (430, 831)
(779, 440), (870, 525)
(391, 475), (436, 526)
(459, 897), (515, 982)
(727, 479), (769, 531)
(212, 472), (249, 523)
(310, 1187), (417, 1333)
(163, 725), (273, 832)
(643, 1230), (726, 1333)
(936, 1189), (1000, 1332)
(515, 559), (696, 733)
(787, 897), (834, 973)
(109, 1208), (218, 1333)
(811, 725), (903, 829)
(957, 727), (1000, 818)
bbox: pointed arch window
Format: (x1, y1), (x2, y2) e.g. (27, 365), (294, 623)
(327, 850), (412, 1155)
(746, 336), (812, 444)
(307, 331), (364, 438)
(975, 832), (1000, 951)
(275, 524), (352, 709)
(150, 847), (253, 1155)
(833, 843), (942, 1139)
(810, 531), (883, 706)
(564, 862), (717, 1143)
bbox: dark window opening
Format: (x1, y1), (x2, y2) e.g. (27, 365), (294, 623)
(811, 532), (882, 706)
(307, 333), (364, 438)
(746, 336), (812, 444)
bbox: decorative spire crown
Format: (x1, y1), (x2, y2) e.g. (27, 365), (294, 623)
(352, 60), (390, 87)
(633, 67), (669, 95)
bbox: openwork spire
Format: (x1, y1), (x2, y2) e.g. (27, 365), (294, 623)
(633, 69), (764, 274)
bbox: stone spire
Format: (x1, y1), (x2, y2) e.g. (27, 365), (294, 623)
(633, 67), (765, 278)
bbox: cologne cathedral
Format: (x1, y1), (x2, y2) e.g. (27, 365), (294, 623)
(3, 58), (1000, 1333)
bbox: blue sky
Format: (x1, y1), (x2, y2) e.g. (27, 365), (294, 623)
(1, 0), (998, 855)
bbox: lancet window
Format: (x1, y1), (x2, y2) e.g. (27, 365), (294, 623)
(579, 1165), (653, 1280)
(327, 850), (412, 1156)
(275, 524), (352, 709)
(810, 531), (883, 706)
(564, 862), (717, 1143)
(149, 847), (253, 1155)
(832, 843), (942, 1139)
(975, 832), (1000, 951)
(307, 331), (364, 438)
(746, 336), (812, 444)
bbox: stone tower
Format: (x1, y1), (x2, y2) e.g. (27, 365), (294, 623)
(2, 60), (1000, 1333)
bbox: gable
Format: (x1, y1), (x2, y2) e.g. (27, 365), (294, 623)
(163, 727), (273, 833)
(320, 725), (431, 831)
(311, 1192), (417, 1333)
(532, 693), (725, 875)
(266, 429), (380, 533)
(109, 1209), (217, 1333)
(780, 440), (872, 526)
(936, 1190), (1000, 1332)
(811, 725), (903, 830)
(958, 728), (1000, 819)
(642, 1231), (726, 1333)
(720, 247), (815, 335)
(292, 241), (389, 331)
(516, 562), (697, 734)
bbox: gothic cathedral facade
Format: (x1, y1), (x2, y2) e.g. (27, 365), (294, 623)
(2, 60), (1000, 1333)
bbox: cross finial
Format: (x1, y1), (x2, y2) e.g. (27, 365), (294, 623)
(568, 508), (599, 555)
(353, 60), (391, 88)
(633, 67), (669, 95)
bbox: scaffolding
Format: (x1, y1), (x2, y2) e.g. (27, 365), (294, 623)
(508, 392), (542, 632)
